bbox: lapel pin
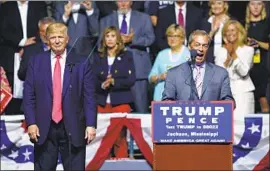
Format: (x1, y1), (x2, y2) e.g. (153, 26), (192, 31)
(117, 57), (121, 61)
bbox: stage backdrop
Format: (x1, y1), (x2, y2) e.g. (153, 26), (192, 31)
(0, 113), (269, 170)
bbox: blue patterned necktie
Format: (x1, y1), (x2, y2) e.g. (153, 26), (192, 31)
(120, 14), (127, 34)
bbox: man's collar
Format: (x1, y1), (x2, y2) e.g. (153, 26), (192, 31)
(51, 49), (67, 59)
(175, 2), (186, 10)
(17, 1), (28, 7)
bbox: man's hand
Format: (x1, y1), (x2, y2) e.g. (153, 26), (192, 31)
(24, 37), (36, 47)
(64, 1), (72, 18)
(81, 0), (92, 11)
(28, 124), (40, 143)
(121, 28), (134, 44)
(85, 126), (96, 144)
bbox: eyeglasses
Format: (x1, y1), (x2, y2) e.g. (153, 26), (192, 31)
(167, 35), (182, 38)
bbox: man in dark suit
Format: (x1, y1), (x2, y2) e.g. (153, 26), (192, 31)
(0, 1), (47, 114)
(18, 17), (56, 81)
(23, 23), (97, 170)
(155, 1), (203, 51)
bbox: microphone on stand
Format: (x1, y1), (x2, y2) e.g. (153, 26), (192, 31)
(189, 49), (198, 65)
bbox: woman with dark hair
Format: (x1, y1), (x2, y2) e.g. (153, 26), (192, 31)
(93, 26), (135, 158)
(245, 1), (269, 113)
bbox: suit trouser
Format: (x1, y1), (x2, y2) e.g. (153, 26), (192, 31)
(131, 80), (149, 113)
(34, 121), (85, 170)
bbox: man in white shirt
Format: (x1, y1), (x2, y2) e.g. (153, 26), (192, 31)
(0, 1), (47, 115)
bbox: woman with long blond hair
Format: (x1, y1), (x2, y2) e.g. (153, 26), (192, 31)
(215, 20), (255, 116)
(245, 1), (269, 113)
(93, 26), (135, 158)
(200, 0), (230, 63)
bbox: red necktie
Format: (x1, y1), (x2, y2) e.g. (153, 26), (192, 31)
(52, 55), (62, 123)
(178, 8), (184, 28)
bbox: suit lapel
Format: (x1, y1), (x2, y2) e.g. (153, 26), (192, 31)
(62, 52), (72, 98)
(44, 51), (53, 97)
(201, 63), (215, 98)
(113, 12), (119, 29)
(130, 11), (136, 33)
(14, 2), (23, 36)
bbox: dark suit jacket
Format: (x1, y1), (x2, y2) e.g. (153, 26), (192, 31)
(155, 2), (203, 50)
(0, 1), (47, 73)
(18, 41), (45, 81)
(96, 1), (145, 19)
(23, 50), (97, 146)
(93, 50), (136, 107)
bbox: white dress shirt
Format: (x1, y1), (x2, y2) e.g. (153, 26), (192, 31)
(118, 9), (132, 34)
(215, 45), (255, 95)
(51, 50), (67, 86)
(62, 3), (94, 24)
(17, 1), (28, 47)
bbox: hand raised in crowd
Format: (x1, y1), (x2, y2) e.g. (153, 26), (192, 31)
(85, 126), (96, 144)
(28, 124), (40, 143)
(24, 37), (36, 47)
(81, 0), (92, 11)
(121, 28), (134, 44)
(64, 1), (73, 18)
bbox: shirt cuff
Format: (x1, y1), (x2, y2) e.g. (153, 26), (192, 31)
(62, 14), (69, 23)
(19, 38), (27, 47)
(86, 9), (94, 16)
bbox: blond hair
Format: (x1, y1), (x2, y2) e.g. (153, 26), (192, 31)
(98, 26), (125, 57)
(222, 20), (247, 47)
(208, 0), (229, 16)
(166, 24), (186, 40)
(245, 1), (267, 31)
(46, 22), (68, 37)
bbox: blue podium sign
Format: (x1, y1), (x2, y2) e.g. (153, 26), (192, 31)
(152, 101), (234, 143)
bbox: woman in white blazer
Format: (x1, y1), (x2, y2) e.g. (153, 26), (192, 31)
(215, 20), (255, 116)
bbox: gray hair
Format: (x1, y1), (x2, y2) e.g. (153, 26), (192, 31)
(188, 30), (212, 46)
(38, 17), (56, 27)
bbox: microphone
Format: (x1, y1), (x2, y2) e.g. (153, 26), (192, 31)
(190, 49), (198, 64)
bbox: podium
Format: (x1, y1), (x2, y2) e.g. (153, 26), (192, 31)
(152, 101), (234, 170)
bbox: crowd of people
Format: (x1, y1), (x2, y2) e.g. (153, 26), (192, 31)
(0, 0), (270, 165)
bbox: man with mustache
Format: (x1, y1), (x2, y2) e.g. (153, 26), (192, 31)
(162, 30), (234, 102)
